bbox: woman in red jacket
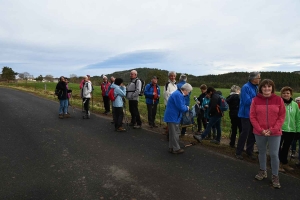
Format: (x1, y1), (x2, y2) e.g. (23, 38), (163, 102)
(250, 79), (286, 189)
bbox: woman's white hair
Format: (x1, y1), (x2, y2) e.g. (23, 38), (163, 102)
(168, 71), (176, 76)
(181, 83), (193, 92)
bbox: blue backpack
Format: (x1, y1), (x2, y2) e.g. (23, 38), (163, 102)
(218, 95), (229, 112)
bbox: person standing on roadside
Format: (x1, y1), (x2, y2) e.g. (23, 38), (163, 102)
(194, 84), (208, 134)
(101, 76), (111, 114)
(250, 79), (285, 189)
(278, 87), (300, 172)
(126, 70), (142, 129)
(56, 76), (72, 119)
(144, 76), (160, 128)
(164, 83), (192, 154)
(235, 72), (261, 160)
(163, 71), (177, 135)
(226, 85), (242, 148)
(177, 74), (191, 136)
(81, 76), (92, 119)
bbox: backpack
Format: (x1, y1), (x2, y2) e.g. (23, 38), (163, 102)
(218, 95), (229, 112)
(108, 88), (117, 101)
(136, 78), (145, 96)
(54, 88), (61, 96)
(181, 110), (194, 125)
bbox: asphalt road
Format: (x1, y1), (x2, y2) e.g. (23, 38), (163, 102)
(0, 87), (299, 200)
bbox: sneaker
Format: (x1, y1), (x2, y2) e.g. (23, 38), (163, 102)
(255, 170), (267, 180)
(282, 164), (294, 171)
(193, 135), (202, 143)
(133, 125), (141, 129)
(210, 139), (220, 145)
(172, 149), (184, 154)
(58, 114), (64, 119)
(235, 154), (243, 160)
(116, 127), (126, 132)
(272, 175), (281, 189)
(279, 164), (286, 173)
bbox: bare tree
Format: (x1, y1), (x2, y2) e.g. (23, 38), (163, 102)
(70, 74), (77, 83)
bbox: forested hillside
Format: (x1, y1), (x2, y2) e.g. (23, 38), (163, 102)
(104, 68), (300, 92)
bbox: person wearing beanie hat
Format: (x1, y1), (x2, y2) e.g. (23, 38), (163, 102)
(235, 71), (261, 160)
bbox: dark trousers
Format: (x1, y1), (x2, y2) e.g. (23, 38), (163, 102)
(196, 111), (207, 132)
(279, 131), (296, 164)
(229, 116), (242, 146)
(113, 107), (124, 129)
(236, 118), (256, 155)
(147, 103), (157, 126)
(82, 98), (90, 114)
(103, 96), (110, 112)
(129, 100), (142, 125)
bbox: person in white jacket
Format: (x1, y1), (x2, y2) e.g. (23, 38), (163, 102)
(163, 71), (177, 135)
(81, 76), (92, 119)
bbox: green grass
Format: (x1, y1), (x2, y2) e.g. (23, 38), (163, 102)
(2, 81), (300, 138)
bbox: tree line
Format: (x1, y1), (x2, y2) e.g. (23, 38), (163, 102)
(1, 66), (300, 92)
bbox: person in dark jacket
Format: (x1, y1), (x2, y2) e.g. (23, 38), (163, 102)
(226, 85), (242, 148)
(56, 76), (72, 119)
(193, 87), (223, 144)
(194, 84), (207, 134)
(144, 76), (160, 128)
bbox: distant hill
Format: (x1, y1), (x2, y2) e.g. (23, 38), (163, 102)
(104, 68), (300, 92)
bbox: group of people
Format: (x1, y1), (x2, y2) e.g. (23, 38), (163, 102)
(55, 70), (300, 189)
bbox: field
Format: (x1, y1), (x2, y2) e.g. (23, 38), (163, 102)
(2, 81), (300, 138)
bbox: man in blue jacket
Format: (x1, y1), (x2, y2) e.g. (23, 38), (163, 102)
(164, 83), (193, 154)
(144, 76), (160, 128)
(235, 72), (261, 160)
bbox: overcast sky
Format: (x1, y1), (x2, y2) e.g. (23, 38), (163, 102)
(1, 0), (299, 78)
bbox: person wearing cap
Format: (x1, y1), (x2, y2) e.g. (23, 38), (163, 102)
(164, 83), (192, 154)
(235, 71), (261, 160)
(101, 76), (111, 114)
(177, 74), (191, 136)
(144, 76), (160, 128)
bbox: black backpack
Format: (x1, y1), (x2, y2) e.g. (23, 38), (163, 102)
(133, 78), (145, 96)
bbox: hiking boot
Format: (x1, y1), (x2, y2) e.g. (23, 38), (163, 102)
(116, 127), (126, 132)
(64, 113), (71, 118)
(168, 148), (173, 153)
(153, 124), (158, 128)
(229, 144), (235, 148)
(58, 114), (64, 119)
(255, 169), (267, 180)
(210, 139), (220, 145)
(279, 164), (286, 173)
(172, 149), (184, 154)
(193, 135), (202, 143)
(272, 175), (281, 189)
(282, 164), (294, 171)
(128, 123), (135, 126)
(235, 154), (243, 160)
(133, 125), (141, 129)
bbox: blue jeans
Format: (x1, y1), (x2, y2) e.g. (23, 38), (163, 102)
(255, 135), (280, 176)
(59, 99), (68, 114)
(201, 116), (221, 141)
